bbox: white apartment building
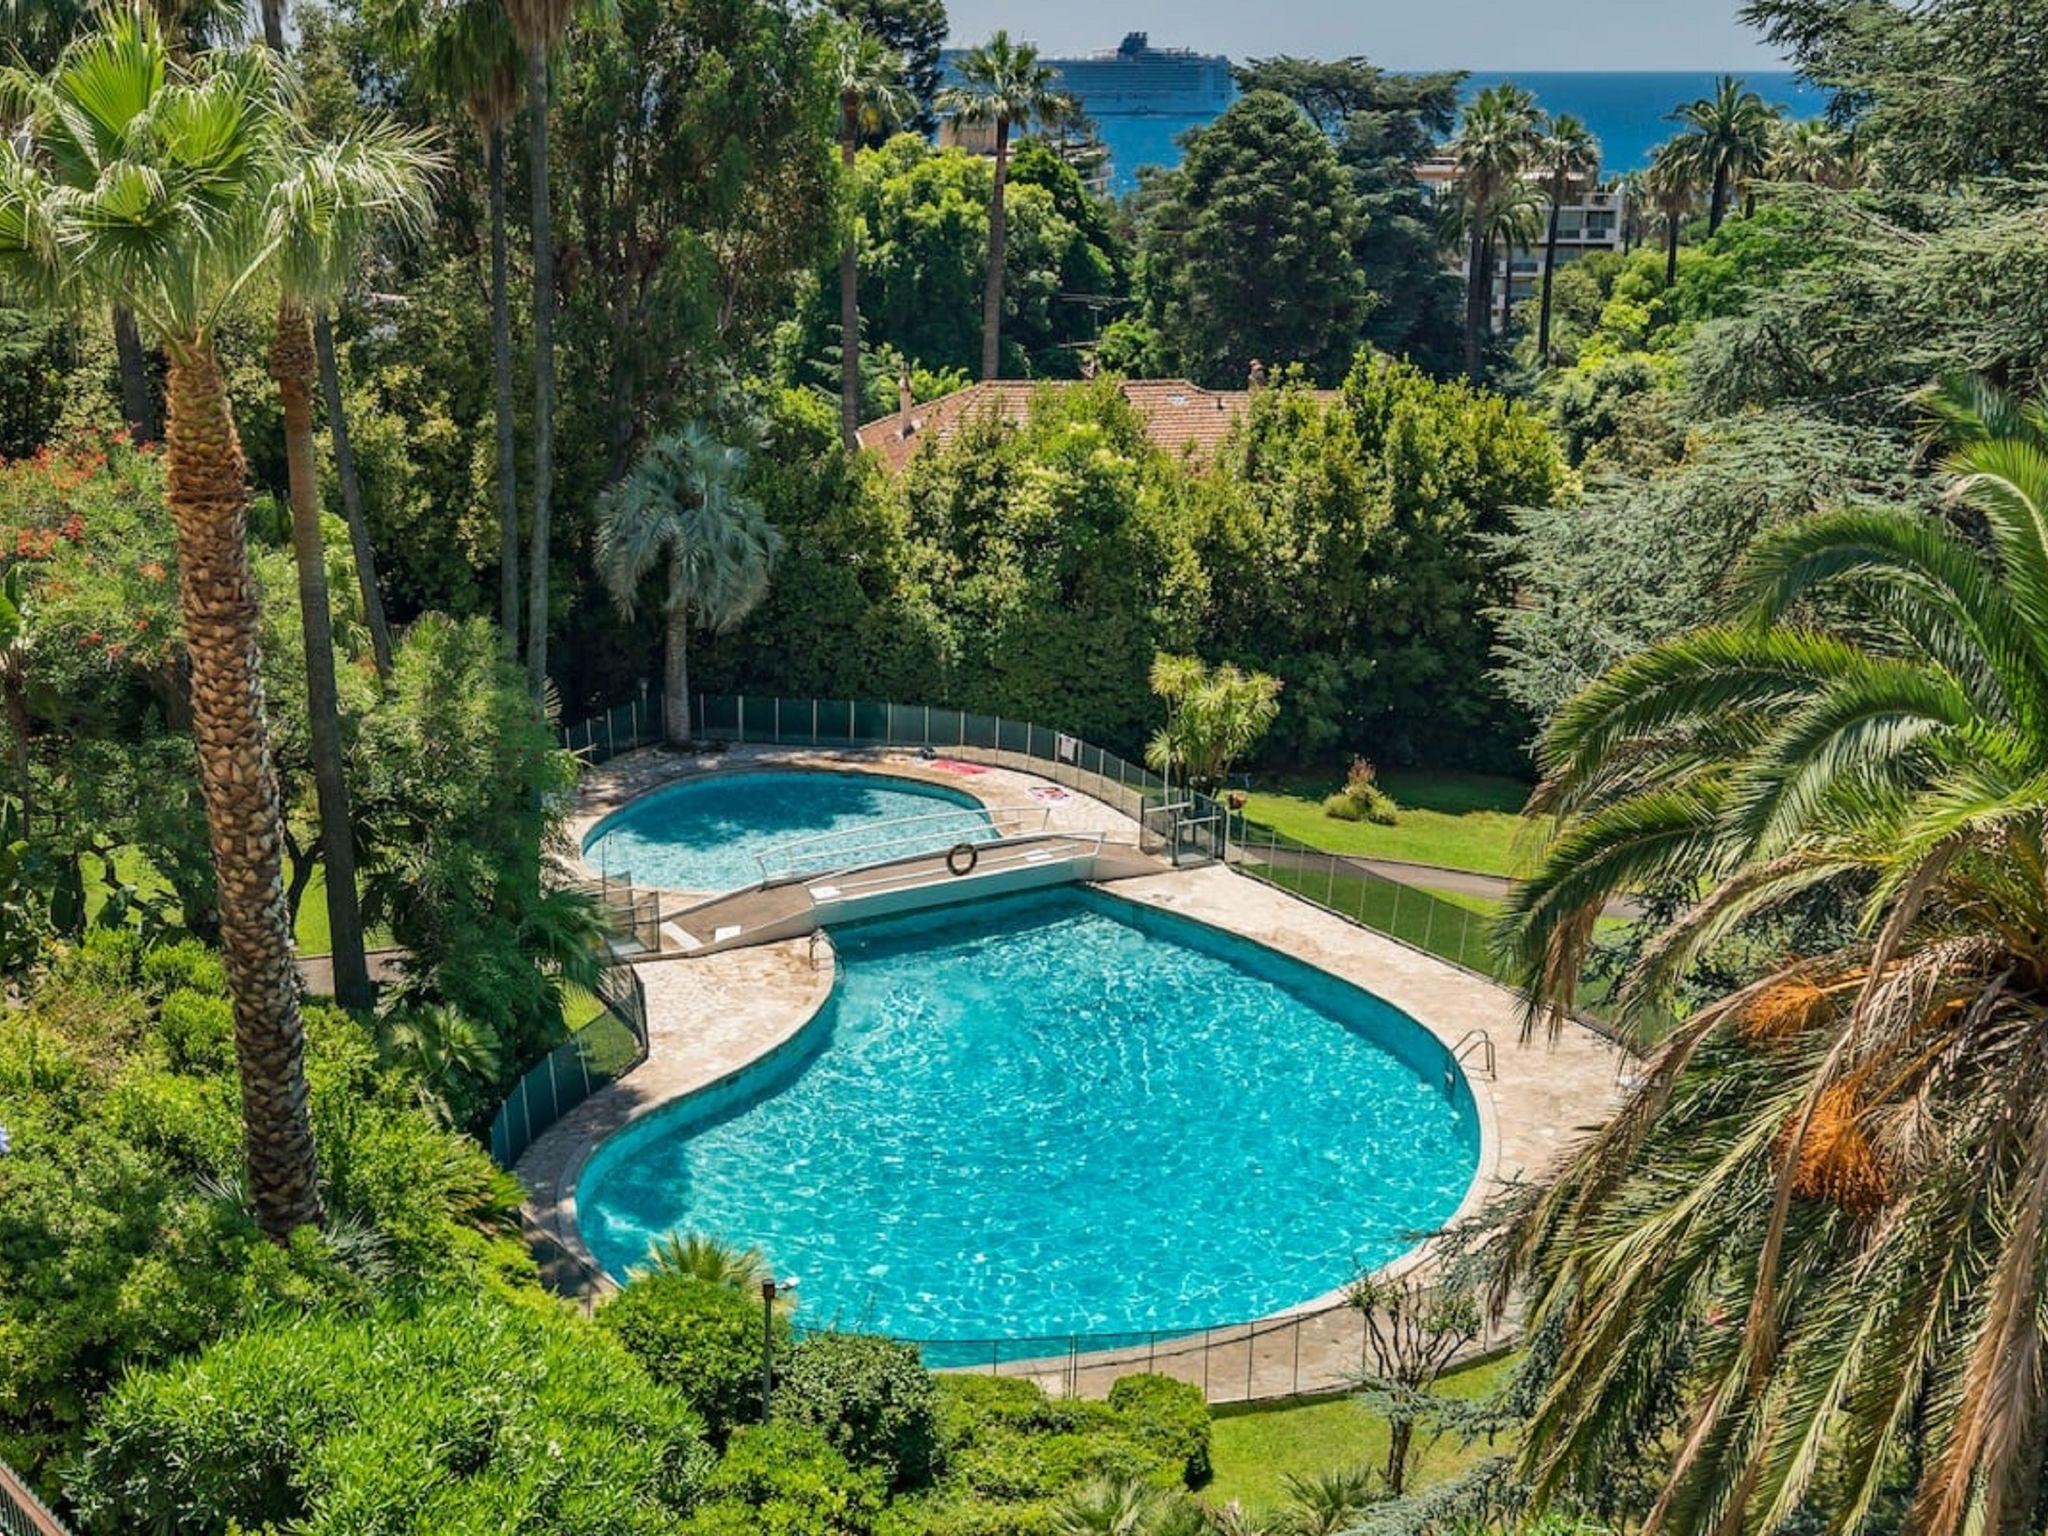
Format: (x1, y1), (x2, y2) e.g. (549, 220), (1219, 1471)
(1417, 157), (1631, 330)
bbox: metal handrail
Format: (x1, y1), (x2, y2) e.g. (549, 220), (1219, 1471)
(0, 1459), (69, 1536)
(1452, 1028), (1495, 1078)
(756, 804), (1050, 885)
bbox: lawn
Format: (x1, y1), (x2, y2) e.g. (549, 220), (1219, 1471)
(1206, 1354), (1517, 1513)
(1240, 770), (1539, 877)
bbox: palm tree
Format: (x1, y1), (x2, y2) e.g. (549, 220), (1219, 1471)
(635, 1231), (773, 1290)
(1494, 376), (2048, 1536)
(1768, 116), (1861, 188)
(1647, 139), (1696, 287)
(372, 0), (523, 653)
(1534, 114), (1600, 363)
(1670, 73), (1776, 233)
(0, 15), (334, 1238)
(1447, 82), (1542, 380)
(936, 31), (1063, 382)
(269, 130), (438, 1013)
(829, 21), (909, 450)
(1276, 1468), (1379, 1535)
(1048, 1474), (1171, 1536)
(502, 0), (579, 698)
(1616, 167), (1650, 255)
(1144, 654), (1282, 796)
(594, 426), (782, 747)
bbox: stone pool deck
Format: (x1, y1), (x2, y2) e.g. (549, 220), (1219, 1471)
(522, 748), (1624, 1397)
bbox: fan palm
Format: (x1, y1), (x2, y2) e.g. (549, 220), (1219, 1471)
(1276, 1467), (1379, 1535)
(595, 426), (782, 747)
(1768, 116), (1861, 189)
(829, 21), (909, 450)
(1647, 138), (1696, 287)
(1494, 375), (2048, 1536)
(1048, 1474), (1171, 1536)
(1616, 168), (1650, 255)
(936, 31), (1064, 382)
(1447, 82), (1542, 379)
(1670, 74), (1776, 233)
(0, 14), (336, 1238)
(1534, 114), (1600, 363)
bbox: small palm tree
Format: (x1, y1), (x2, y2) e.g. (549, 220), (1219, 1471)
(829, 20), (909, 450)
(1447, 82), (1542, 379)
(1, 14), (335, 1238)
(1647, 137), (1696, 286)
(1276, 1467), (1379, 1535)
(636, 1231), (772, 1290)
(1495, 376), (2048, 1536)
(270, 129), (438, 1012)
(936, 31), (1064, 381)
(1768, 116), (1861, 188)
(1533, 113), (1600, 363)
(595, 426), (782, 747)
(1048, 1474), (1170, 1536)
(1616, 167), (1650, 254)
(1145, 655), (1282, 796)
(1670, 73), (1777, 233)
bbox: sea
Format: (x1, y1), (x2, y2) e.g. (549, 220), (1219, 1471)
(1091, 70), (1829, 195)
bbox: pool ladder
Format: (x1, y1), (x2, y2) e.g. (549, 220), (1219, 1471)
(1452, 1029), (1496, 1080)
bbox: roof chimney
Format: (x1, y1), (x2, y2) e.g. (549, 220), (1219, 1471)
(897, 362), (915, 437)
(1247, 358), (1268, 392)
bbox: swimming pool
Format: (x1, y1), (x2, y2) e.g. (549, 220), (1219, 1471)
(575, 887), (1480, 1342)
(581, 769), (997, 893)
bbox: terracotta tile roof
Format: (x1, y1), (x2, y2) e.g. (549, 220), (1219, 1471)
(854, 379), (1340, 473)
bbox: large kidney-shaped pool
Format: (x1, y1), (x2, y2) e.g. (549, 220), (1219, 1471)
(582, 768), (995, 893)
(575, 887), (1481, 1343)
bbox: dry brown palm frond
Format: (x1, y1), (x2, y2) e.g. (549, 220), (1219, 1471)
(1740, 975), (1837, 1044)
(1785, 1080), (1891, 1217)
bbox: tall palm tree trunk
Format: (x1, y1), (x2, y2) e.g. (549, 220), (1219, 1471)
(490, 123), (520, 654)
(1537, 175), (1564, 362)
(313, 311), (394, 681)
(164, 335), (323, 1240)
(273, 301), (373, 1013)
(980, 114), (1010, 381)
(663, 589), (691, 747)
(112, 306), (158, 443)
(261, 0), (286, 52)
(1709, 162), (1730, 233)
(1463, 215), (1487, 381)
(1666, 214), (1681, 285)
(524, 43), (556, 701)
(839, 103), (862, 450)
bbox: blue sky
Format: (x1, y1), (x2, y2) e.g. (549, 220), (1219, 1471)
(941, 1), (1790, 71)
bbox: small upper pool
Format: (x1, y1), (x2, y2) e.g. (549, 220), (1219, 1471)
(575, 887), (1480, 1344)
(581, 768), (996, 893)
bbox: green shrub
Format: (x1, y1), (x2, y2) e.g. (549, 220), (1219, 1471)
(1322, 791), (1365, 822)
(685, 1422), (884, 1536)
(138, 940), (227, 999)
(74, 1295), (712, 1536)
(600, 1271), (784, 1444)
(926, 1376), (1191, 1506)
(0, 948), (531, 1482)
(1106, 1374), (1211, 1487)
(773, 1333), (941, 1490)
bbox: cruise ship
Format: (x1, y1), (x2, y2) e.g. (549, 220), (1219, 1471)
(1040, 33), (1233, 116)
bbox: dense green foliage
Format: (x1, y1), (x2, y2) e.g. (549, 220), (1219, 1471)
(0, 931), (530, 1476)
(76, 1294), (713, 1535)
(771, 1333), (941, 1490)
(1129, 92), (1371, 388)
(600, 1272), (786, 1446)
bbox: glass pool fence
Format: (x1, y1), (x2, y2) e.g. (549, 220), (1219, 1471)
(865, 1286), (1515, 1404)
(488, 954), (649, 1169)
(556, 690), (1629, 1036)
(0, 1459), (68, 1536)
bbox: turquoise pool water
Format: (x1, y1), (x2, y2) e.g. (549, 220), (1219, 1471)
(581, 769), (996, 892)
(576, 888), (1480, 1342)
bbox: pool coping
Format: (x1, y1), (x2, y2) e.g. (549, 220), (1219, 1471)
(525, 749), (1619, 1346)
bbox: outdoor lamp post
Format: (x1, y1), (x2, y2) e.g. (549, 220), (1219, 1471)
(761, 1275), (796, 1420)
